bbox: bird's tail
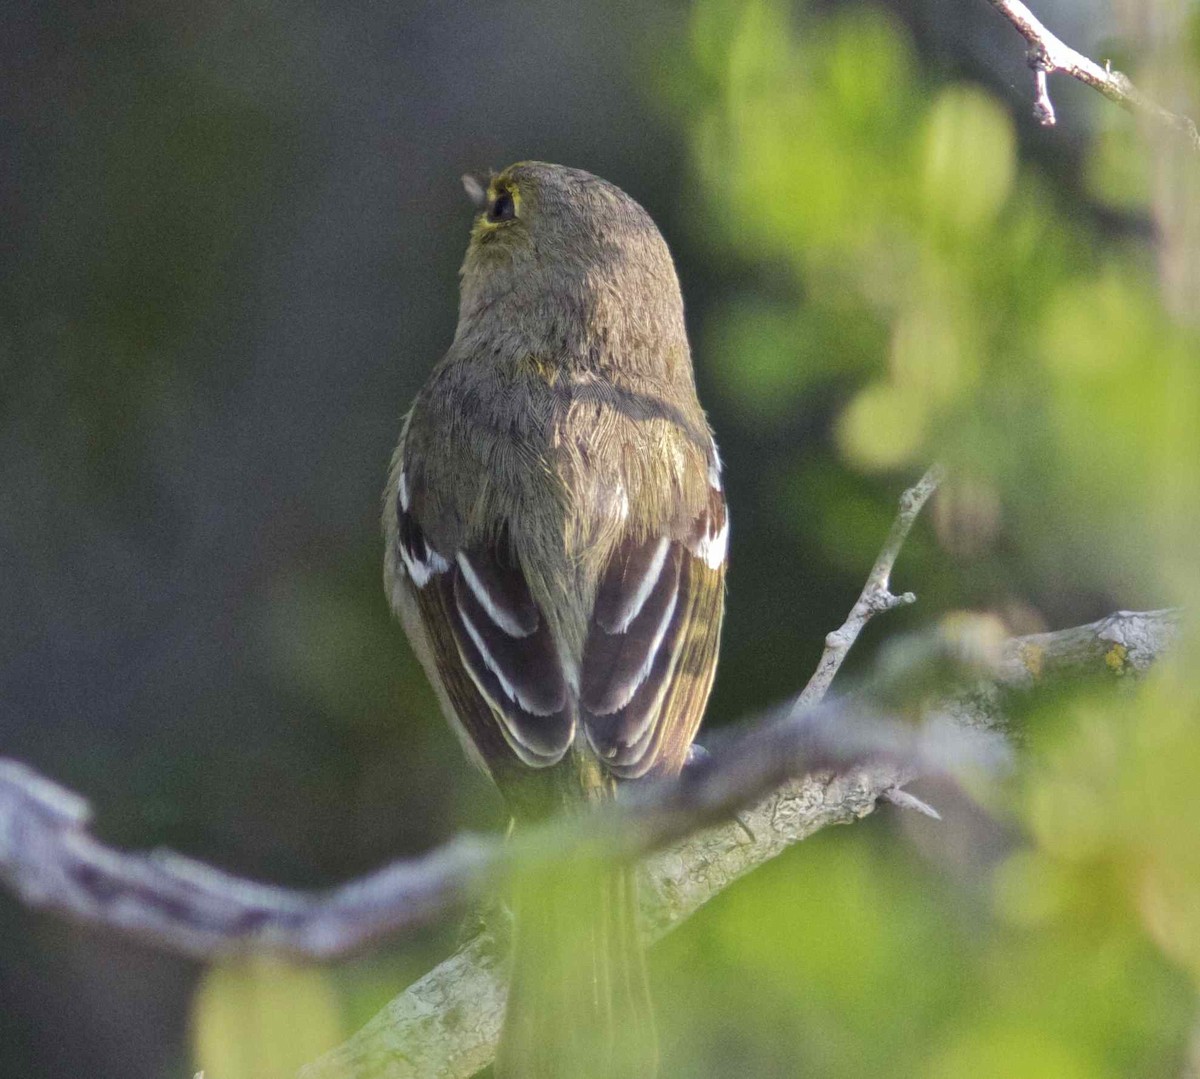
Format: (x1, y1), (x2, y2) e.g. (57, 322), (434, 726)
(494, 860), (657, 1079)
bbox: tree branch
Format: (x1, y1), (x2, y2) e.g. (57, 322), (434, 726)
(984, 0), (1200, 149)
(0, 465), (946, 964)
(0, 442), (1180, 1078)
(0, 611), (1175, 1078)
(793, 464), (944, 713)
(0, 466), (944, 965)
(299, 608), (1178, 1079)
(0, 758), (500, 960)
(0, 690), (992, 966)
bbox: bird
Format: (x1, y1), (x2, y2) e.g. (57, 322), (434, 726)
(383, 161), (727, 1078)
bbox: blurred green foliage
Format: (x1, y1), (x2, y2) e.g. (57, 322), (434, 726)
(194, 958), (343, 1079)
(666, 0), (1200, 598)
(645, 3), (1200, 1077)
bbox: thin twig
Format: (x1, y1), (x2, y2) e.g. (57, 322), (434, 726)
(985, 0), (1200, 149)
(881, 787), (942, 820)
(793, 464), (945, 713)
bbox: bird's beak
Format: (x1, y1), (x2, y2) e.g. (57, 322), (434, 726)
(461, 173), (488, 211)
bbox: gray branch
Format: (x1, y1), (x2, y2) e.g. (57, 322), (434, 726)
(0, 760), (501, 960)
(300, 608), (1178, 1079)
(985, 0), (1200, 147)
(3, 609), (1174, 1079)
(0, 687), (997, 967)
(1, 466), (951, 964)
(0, 442), (1180, 1079)
(793, 464), (944, 712)
(0, 466), (945, 965)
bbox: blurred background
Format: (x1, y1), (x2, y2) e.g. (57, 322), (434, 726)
(3, 0), (1199, 1076)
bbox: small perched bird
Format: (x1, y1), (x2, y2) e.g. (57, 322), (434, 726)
(383, 161), (727, 1078)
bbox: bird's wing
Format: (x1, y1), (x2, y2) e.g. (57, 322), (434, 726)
(578, 480), (726, 779)
(391, 454), (726, 788)
(393, 466), (574, 772)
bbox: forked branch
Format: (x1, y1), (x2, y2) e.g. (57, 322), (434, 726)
(984, 0), (1200, 148)
(794, 465), (944, 712)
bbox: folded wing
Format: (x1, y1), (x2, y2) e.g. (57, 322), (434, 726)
(394, 466), (726, 786)
(580, 485), (726, 778)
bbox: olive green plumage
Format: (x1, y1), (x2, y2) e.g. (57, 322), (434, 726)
(383, 161), (727, 1078)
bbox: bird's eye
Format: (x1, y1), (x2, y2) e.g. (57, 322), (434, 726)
(487, 190), (516, 223)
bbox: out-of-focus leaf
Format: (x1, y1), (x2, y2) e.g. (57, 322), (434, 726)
(921, 85), (1016, 234)
(655, 1), (1200, 1075)
(837, 379), (928, 469)
(192, 958), (345, 1079)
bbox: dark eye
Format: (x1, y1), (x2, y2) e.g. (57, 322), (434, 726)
(487, 190), (516, 223)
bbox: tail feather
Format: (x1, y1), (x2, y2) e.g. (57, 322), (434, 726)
(495, 863), (657, 1079)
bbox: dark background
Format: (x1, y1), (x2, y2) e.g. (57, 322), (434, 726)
(0, 2), (1127, 1076)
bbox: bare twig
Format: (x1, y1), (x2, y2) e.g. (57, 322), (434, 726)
(0, 467), (949, 966)
(985, 0), (1200, 148)
(794, 464), (944, 713)
(881, 787), (942, 820)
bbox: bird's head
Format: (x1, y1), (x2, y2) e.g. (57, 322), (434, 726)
(456, 162), (684, 341)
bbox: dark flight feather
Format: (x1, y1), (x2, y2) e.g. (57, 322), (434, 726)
(580, 490), (725, 779)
